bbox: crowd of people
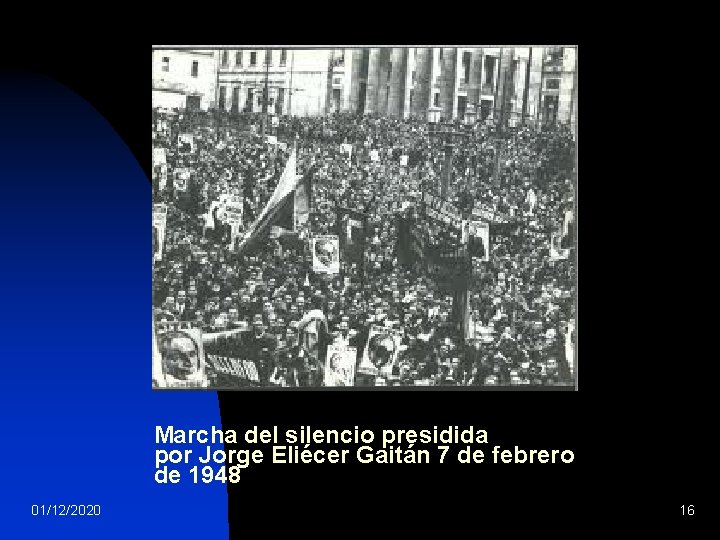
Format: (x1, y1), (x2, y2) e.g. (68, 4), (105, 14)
(152, 107), (576, 387)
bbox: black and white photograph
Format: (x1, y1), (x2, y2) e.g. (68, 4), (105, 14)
(151, 46), (577, 388)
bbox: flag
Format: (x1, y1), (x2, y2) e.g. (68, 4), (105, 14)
(237, 149), (311, 252)
(294, 164), (311, 232)
(560, 209), (574, 249)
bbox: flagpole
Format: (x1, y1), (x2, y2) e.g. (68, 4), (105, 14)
(521, 47), (532, 126)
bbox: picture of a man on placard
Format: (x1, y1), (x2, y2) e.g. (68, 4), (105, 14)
(312, 236), (340, 274)
(157, 330), (206, 387)
(315, 238), (336, 267)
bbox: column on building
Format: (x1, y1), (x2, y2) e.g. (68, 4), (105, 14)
(557, 47), (577, 125)
(401, 48), (414, 119)
(386, 47), (406, 117)
(364, 48), (382, 114)
(410, 48), (431, 118)
(347, 49), (364, 113)
(452, 48), (462, 120)
(439, 48), (455, 120)
(428, 47), (440, 114)
(342, 48), (354, 113)
(478, 47), (499, 120)
(525, 47), (544, 126)
(375, 48), (390, 115)
(496, 47), (514, 125)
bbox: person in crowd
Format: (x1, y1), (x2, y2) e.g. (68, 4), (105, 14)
(151, 107), (576, 386)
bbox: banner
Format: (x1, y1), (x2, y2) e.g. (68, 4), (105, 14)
(560, 209), (574, 249)
(152, 147), (168, 191)
(152, 203), (168, 261)
(358, 325), (403, 381)
(174, 168), (190, 191)
(550, 232), (570, 260)
(178, 133), (195, 153)
(205, 356), (260, 384)
(565, 319), (575, 380)
(324, 344), (357, 387)
(340, 143), (353, 159)
(223, 195), (244, 224)
(370, 149), (379, 162)
(337, 207), (366, 266)
(153, 321), (209, 389)
(462, 220), (490, 267)
(311, 235), (340, 274)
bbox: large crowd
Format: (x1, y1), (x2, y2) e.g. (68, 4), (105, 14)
(152, 108), (576, 387)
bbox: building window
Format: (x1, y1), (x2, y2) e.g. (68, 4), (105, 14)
(509, 59), (518, 92)
(276, 87), (285, 114)
(546, 78), (561, 90)
(161, 57), (170, 72)
(412, 70), (416, 85)
(221, 50), (228, 67)
(333, 76), (342, 86)
(191, 61), (199, 78)
(246, 88), (254, 111)
(219, 86), (226, 110)
(434, 93), (440, 107)
(250, 51), (257, 66)
(463, 51), (471, 84)
(485, 56), (496, 86)
(439, 48), (443, 61)
(333, 88), (341, 112)
(231, 87), (240, 112)
(280, 49), (287, 66)
(235, 51), (242, 66)
(358, 82), (367, 114)
(265, 50), (272, 65)
(387, 62), (392, 81)
(458, 95), (467, 118)
(360, 49), (370, 76)
(547, 47), (563, 63)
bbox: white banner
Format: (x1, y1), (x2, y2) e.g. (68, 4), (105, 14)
(178, 133), (195, 153)
(174, 168), (190, 191)
(223, 194), (244, 224)
(153, 321), (209, 389)
(152, 147), (166, 166)
(550, 232), (570, 260)
(152, 148), (167, 191)
(340, 143), (353, 158)
(152, 203), (168, 261)
(311, 235), (340, 274)
(324, 344), (357, 387)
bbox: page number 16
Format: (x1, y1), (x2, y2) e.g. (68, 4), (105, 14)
(681, 505), (694, 516)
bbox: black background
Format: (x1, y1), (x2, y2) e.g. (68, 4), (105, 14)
(2, 18), (702, 533)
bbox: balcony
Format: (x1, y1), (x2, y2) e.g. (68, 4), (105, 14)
(153, 79), (188, 93)
(543, 63), (562, 73)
